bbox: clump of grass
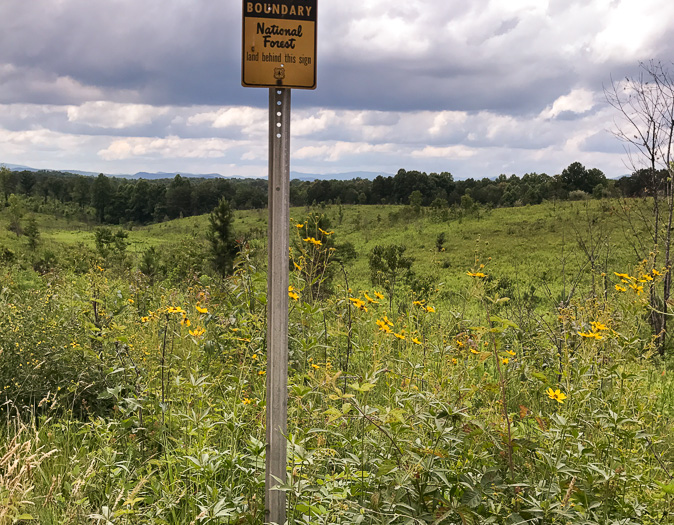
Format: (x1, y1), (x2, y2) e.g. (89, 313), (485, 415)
(0, 423), (57, 524)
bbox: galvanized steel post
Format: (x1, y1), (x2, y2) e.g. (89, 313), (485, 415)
(265, 87), (290, 525)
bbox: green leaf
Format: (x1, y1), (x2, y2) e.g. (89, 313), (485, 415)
(348, 382), (376, 392)
(461, 488), (482, 508)
(324, 407), (342, 423)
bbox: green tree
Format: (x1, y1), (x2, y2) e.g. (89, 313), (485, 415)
(94, 227), (128, 260)
(409, 190), (423, 213)
(92, 174), (112, 222)
(24, 215), (40, 250)
(166, 174), (192, 219)
(0, 166), (14, 206)
(207, 198), (238, 277)
(7, 194), (24, 236)
(368, 244), (413, 309)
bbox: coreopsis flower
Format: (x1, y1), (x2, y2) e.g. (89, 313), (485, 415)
(364, 292), (378, 304)
(167, 306), (185, 314)
(349, 298), (367, 311)
(590, 321), (609, 331)
(303, 237), (322, 246)
(578, 331), (603, 340)
(189, 327), (206, 337)
(546, 388), (567, 404)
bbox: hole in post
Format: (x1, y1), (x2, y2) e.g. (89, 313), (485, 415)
(277, 122), (281, 127)
(277, 111), (281, 116)
(276, 133), (281, 138)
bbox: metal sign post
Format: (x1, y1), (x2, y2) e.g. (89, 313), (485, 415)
(241, 1), (316, 522)
(265, 86), (290, 525)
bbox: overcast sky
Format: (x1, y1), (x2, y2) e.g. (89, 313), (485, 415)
(1, 0), (673, 179)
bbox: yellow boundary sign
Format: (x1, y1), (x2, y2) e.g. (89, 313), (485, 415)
(242, 0), (317, 89)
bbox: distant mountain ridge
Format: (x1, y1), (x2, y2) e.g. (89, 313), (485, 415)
(1, 162), (391, 181)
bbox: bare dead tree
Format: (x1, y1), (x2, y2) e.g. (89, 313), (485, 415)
(605, 60), (674, 355)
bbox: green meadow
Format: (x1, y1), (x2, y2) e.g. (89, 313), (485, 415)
(0, 197), (672, 524)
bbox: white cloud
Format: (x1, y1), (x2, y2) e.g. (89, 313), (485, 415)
(294, 141), (393, 161)
(67, 101), (169, 128)
(411, 145), (477, 159)
(98, 136), (239, 160)
(541, 89), (596, 119)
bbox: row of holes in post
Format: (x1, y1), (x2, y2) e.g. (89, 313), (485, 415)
(276, 89), (283, 138)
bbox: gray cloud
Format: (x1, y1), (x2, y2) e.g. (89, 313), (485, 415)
(1, 0), (673, 179)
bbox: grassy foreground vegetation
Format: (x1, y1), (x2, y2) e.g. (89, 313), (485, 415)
(1, 198), (673, 524)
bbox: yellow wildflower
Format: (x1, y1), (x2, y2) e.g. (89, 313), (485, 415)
(615, 284), (627, 292)
(614, 272), (632, 280)
(196, 305), (209, 314)
(546, 388), (567, 404)
(167, 306), (185, 314)
(140, 316), (149, 323)
(467, 271), (488, 278)
(502, 358), (509, 365)
(382, 315), (394, 326)
(628, 282), (644, 295)
(319, 228), (334, 236)
(364, 292), (378, 304)
(578, 331), (603, 340)
(412, 337), (422, 345)
(590, 321), (609, 331)
(394, 332), (406, 340)
(349, 298), (367, 311)
(505, 349), (516, 356)
(303, 237), (322, 246)
(425, 306), (435, 313)
(189, 327), (206, 337)
(374, 291), (385, 300)
(295, 223), (304, 228)
(293, 261), (303, 271)
(242, 397), (253, 405)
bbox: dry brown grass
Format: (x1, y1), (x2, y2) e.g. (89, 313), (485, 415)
(0, 424), (57, 524)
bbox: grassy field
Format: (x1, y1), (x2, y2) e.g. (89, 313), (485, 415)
(0, 197), (672, 524)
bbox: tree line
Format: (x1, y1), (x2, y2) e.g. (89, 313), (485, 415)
(0, 162), (665, 225)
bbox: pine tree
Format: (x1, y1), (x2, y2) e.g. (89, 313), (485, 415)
(24, 215), (40, 250)
(207, 198), (237, 277)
